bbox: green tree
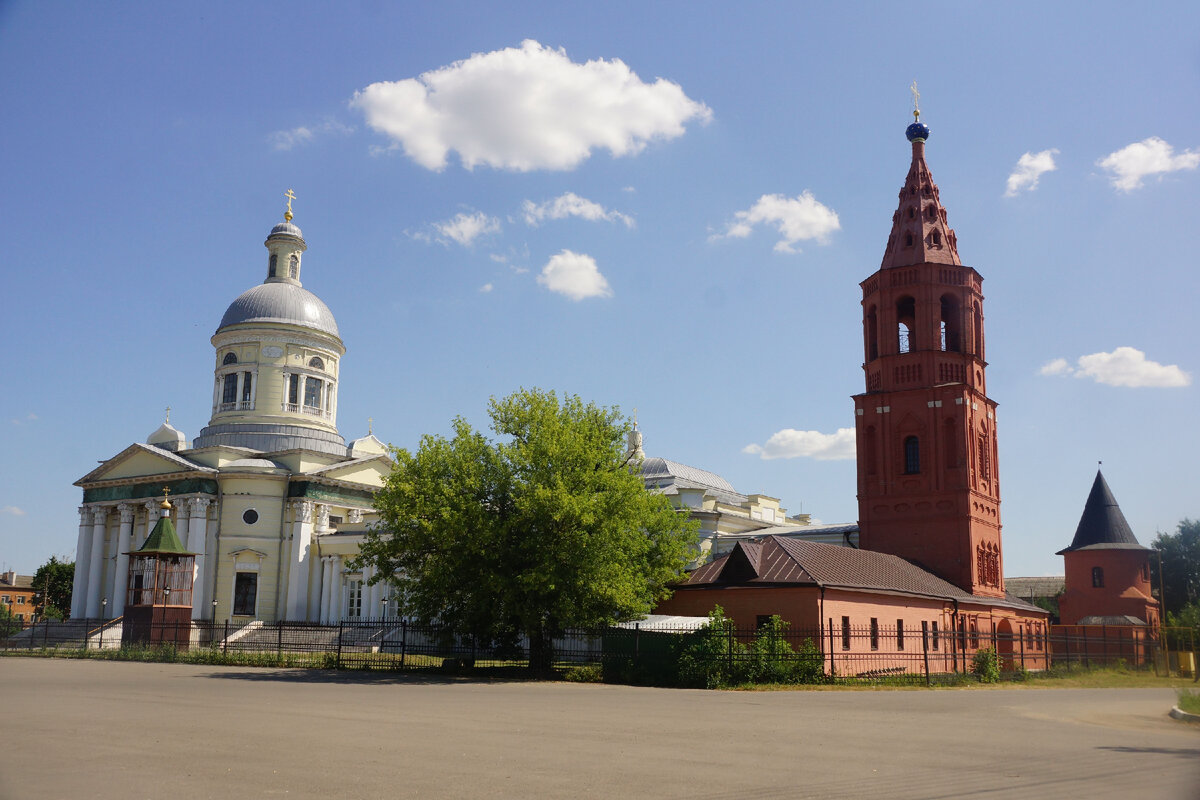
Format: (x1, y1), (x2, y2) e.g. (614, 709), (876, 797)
(32, 556), (74, 620)
(1150, 519), (1199, 617)
(357, 388), (698, 670)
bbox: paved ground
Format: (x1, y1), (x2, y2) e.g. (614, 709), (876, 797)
(0, 659), (1196, 800)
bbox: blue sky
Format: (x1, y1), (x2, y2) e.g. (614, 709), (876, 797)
(1, 1), (1197, 577)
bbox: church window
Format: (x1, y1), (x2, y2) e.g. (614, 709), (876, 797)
(869, 618), (879, 650)
(223, 352), (238, 366)
(289, 254), (299, 278)
(287, 374), (299, 406)
(841, 616), (851, 650)
(898, 322), (912, 353)
(222, 373), (238, 405)
(896, 619), (905, 650)
(940, 295), (961, 352)
(242, 509), (258, 525)
(241, 372), (252, 403)
(866, 305), (879, 361)
(269, 253), (277, 277)
(970, 618), (979, 648)
(304, 376), (323, 409)
(347, 579), (363, 618)
(932, 230), (942, 246)
(907, 207), (915, 219)
(903, 436), (920, 474)
(904, 233), (913, 247)
(978, 432), (991, 483)
(233, 572), (258, 616)
(896, 296), (915, 353)
(926, 205), (937, 220)
(308, 356), (325, 370)
(931, 621), (939, 650)
(1091, 567), (1104, 588)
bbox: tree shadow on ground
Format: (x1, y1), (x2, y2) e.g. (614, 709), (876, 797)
(1096, 745), (1200, 760)
(197, 667), (560, 686)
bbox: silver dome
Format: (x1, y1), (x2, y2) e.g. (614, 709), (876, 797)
(269, 220), (304, 240)
(218, 282), (340, 338)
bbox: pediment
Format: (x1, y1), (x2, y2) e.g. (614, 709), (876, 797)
(76, 443), (214, 485)
(306, 455), (393, 488)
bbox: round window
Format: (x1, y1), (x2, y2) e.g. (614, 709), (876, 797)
(242, 509), (259, 525)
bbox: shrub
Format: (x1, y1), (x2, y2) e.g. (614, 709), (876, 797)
(971, 647), (1000, 683)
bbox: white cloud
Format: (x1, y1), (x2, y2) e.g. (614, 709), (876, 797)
(1097, 137), (1200, 192)
(1040, 347), (1190, 387)
(416, 211), (501, 247)
(1, 506), (26, 516)
(522, 192), (634, 228)
(269, 119), (354, 151)
(537, 250), (612, 301)
(479, 283), (494, 293)
(743, 428), (856, 461)
(351, 39), (712, 171)
(1005, 149), (1058, 197)
(710, 192), (840, 253)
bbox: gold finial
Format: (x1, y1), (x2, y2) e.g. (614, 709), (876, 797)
(160, 486), (172, 510)
(367, 416), (373, 436)
(910, 80), (921, 122)
(284, 188), (296, 222)
(164, 405), (171, 424)
(633, 407), (639, 429)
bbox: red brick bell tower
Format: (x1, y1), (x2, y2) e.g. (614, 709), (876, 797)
(853, 110), (1004, 598)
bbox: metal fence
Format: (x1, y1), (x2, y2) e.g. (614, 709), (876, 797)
(2, 618), (1195, 685)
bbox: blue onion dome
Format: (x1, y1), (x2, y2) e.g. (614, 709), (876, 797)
(269, 220), (304, 240)
(906, 121), (930, 142)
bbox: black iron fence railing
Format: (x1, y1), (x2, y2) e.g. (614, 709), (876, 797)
(2, 619), (1195, 685)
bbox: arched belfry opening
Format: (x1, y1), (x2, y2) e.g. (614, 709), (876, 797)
(865, 305), (879, 361)
(896, 296), (915, 353)
(940, 294), (961, 352)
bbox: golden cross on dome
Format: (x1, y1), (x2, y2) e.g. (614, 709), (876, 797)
(284, 188), (296, 221)
(632, 407), (639, 428)
(368, 416), (374, 435)
(164, 405), (171, 423)
(910, 80), (921, 121)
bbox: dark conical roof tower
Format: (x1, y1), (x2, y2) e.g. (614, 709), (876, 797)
(1057, 470), (1147, 553)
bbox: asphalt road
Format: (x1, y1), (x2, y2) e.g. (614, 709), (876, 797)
(0, 659), (1196, 799)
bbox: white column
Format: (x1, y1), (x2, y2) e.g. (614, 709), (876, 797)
(284, 500), (314, 620)
(362, 564), (375, 619)
(71, 507), (92, 619)
(84, 507), (109, 618)
(319, 557), (332, 623)
(329, 556), (343, 621)
(111, 504), (135, 617)
(187, 498), (211, 619)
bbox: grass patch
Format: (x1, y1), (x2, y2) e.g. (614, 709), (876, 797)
(1177, 689), (1200, 714)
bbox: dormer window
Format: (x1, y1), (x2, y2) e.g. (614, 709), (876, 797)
(223, 352), (238, 366)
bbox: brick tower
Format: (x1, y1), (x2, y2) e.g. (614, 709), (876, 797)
(1057, 470), (1159, 627)
(853, 110), (1004, 598)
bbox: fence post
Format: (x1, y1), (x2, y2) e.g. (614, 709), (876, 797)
(1101, 624), (1108, 666)
(827, 619), (835, 678)
(1082, 627), (1090, 668)
(336, 620), (344, 670)
(400, 619), (407, 666)
(43, 618), (49, 650)
(922, 625), (931, 686)
(223, 620), (229, 655)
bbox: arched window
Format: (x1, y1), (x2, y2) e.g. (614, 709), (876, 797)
(903, 436), (920, 474)
(1091, 567), (1104, 588)
(269, 253), (278, 278)
(223, 352), (238, 366)
(940, 295), (961, 352)
(304, 376), (322, 409)
(904, 232), (913, 247)
(972, 303), (983, 358)
(289, 254), (299, 278)
(932, 230), (942, 246)
(308, 356), (325, 370)
(222, 373), (238, 405)
(896, 296), (915, 353)
(865, 305), (879, 361)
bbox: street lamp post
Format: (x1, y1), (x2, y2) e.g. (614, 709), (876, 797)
(99, 598), (108, 650)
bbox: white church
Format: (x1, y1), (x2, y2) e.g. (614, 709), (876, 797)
(69, 199), (854, 624)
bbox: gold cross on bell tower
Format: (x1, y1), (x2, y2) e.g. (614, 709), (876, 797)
(910, 80), (921, 122)
(284, 188), (296, 222)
